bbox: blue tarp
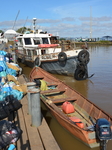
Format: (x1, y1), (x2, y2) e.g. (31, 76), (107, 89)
(0, 50), (23, 101)
(0, 50), (23, 150)
(0, 87), (23, 101)
(0, 50), (7, 55)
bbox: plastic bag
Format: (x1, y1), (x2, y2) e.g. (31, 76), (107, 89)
(5, 95), (22, 112)
(6, 68), (17, 77)
(11, 89), (23, 100)
(0, 120), (22, 149)
(0, 66), (3, 72)
(0, 95), (22, 120)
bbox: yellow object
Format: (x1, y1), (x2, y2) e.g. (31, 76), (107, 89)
(7, 63), (20, 71)
(12, 84), (27, 95)
(7, 74), (20, 85)
(40, 80), (48, 91)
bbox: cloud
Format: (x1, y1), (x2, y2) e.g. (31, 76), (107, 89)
(62, 17), (75, 22)
(79, 16), (112, 22)
(0, 16), (112, 38)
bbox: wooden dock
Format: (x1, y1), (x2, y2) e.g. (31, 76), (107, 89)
(14, 75), (61, 150)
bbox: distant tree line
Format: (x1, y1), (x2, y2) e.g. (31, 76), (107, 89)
(0, 27), (31, 34)
(0, 30), (4, 33)
(16, 27), (31, 34)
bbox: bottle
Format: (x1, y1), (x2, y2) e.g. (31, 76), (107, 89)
(8, 144), (16, 150)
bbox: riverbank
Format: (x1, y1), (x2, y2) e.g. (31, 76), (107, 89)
(75, 41), (112, 46)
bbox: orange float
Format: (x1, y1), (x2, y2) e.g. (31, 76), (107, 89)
(69, 116), (84, 128)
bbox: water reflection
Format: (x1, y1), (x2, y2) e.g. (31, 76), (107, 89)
(87, 45), (112, 115)
(19, 45), (112, 150)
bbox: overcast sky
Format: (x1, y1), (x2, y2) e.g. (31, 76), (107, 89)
(0, 0), (112, 38)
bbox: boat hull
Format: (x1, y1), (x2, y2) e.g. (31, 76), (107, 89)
(41, 99), (99, 149)
(17, 56), (88, 77)
(29, 67), (112, 149)
(41, 57), (78, 76)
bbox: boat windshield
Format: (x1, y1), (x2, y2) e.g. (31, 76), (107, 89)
(34, 39), (41, 45)
(33, 37), (49, 45)
(42, 38), (49, 44)
(33, 37), (41, 45)
(50, 36), (59, 44)
(24, 38), (32, 45)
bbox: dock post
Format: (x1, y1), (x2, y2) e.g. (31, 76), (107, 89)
(27, 82), (36, 115)
(28, 88), (41, 127)
(11, 52), (16, 63)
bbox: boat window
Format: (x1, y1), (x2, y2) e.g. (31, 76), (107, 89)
(41, 49), (46, 55)
(33, 50), (37, 55)
(42, 38), (49, 44)
(33, 37), (41, 45)
(18, 38), (23, 46)
(34, 39), (41, 45)
(23, 49), (27, 54)
(24, 38), (32, 45)
(27, 50), (31, 56)
(50, 36), (59, 44)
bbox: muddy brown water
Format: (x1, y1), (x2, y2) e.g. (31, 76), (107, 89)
(19, 45), (112, 150)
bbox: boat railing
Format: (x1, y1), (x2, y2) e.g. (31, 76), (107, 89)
(25, 55), (33, 60)
(17, 52), (33, 61)
(60, 41), (77, 51)
(17, 43), (80, 61)
(40, 53), (58, 60)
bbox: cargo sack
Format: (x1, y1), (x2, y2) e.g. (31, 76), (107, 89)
(0, 101), (10, 120)
(0, 95), (22, 120)
(0, 66), (3, 72)
(4, 95), (22, 112)
(62, 101), (75, 114)
(0, 120), (22, 149)
(11, 89), (23, 100)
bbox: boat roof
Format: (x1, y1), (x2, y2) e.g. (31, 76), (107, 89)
(4, 29), (17, 34)
(17, 33), (51, 38)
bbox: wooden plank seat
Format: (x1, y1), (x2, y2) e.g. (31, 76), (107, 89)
(51, 97), (77, 104)
(41, 89), (65, 95)
(47, 83), (58, 87)
(32, 75), (44, 80)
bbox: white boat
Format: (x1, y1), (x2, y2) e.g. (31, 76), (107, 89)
(15, 18), (90, 80)
(0, 32), (8, 44)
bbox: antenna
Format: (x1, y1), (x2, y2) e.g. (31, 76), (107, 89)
(12, 10), (20, 30)
(33, 18), (37, 33)
(90, 6), (92, 38)
(21, 16), (28, 34)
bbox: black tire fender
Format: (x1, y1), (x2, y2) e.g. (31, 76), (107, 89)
(78, 50), (89, 64)
(74, 65), (88, 80)
(34, 57), (41, 66)
(58, 52), (67, 62)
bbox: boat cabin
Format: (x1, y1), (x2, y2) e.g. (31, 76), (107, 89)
(16, 32), (59, 49)
(16, 31), (61, 61)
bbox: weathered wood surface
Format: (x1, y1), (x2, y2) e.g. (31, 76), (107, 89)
(15, 74), (60, 150)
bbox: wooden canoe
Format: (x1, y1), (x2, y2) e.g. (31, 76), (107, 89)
(29, 66), (112, 149)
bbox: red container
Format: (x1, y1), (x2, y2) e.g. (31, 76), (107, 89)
(69, 116), (84, 128)
(62, 101), (75, 114)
